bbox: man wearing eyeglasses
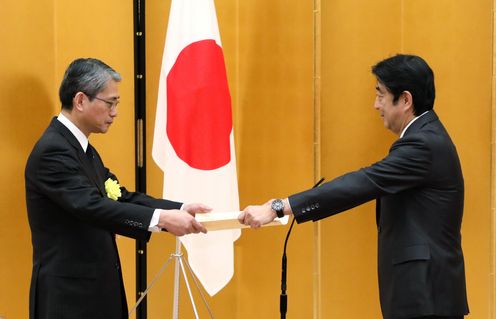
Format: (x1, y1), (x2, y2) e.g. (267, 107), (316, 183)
(25, 58), (209, 319)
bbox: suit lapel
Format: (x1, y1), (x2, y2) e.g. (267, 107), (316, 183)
(50, 118), (106, 196)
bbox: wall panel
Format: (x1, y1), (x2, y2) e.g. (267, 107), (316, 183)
(0, 1), (56, 318)
(320, 1), (402, 317)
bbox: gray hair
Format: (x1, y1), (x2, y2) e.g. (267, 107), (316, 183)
(59, 58), (121, 110)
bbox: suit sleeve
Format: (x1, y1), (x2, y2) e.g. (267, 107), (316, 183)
(290, 134), (433, 223)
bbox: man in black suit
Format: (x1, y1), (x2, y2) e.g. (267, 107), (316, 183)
(25, 58), (209, 319)
(239, 54), (469, 319)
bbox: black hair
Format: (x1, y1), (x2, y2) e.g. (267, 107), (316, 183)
(372, 54), (435, 115)
(59, 58), (121, 110)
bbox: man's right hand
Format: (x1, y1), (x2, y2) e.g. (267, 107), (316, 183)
(158, 209), (207, 236)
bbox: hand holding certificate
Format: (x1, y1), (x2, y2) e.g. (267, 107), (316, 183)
(196, 211), (289, 231)
(238, 198), (292, 229)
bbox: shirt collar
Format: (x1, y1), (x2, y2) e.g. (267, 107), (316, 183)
(57, 112), (89, 152)
(400, 111), (429, 138)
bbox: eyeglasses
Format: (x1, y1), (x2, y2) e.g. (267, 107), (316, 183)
(93, 96), (119, 110)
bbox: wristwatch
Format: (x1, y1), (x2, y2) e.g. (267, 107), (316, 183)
(271, 199), (285, 218)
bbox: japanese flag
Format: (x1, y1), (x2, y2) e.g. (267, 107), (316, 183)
(152, 0), (240, 296)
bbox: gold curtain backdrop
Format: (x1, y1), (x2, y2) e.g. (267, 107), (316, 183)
(0, 0), (493, 318)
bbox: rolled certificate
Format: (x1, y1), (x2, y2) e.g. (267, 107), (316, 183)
(196, 211), (289, 231)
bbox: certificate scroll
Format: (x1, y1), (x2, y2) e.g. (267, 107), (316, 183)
(196, 211), (289, 231)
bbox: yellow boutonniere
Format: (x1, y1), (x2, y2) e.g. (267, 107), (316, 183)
(105, 178), (122, 201)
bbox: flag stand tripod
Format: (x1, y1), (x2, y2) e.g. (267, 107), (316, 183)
(129, 238), (215, 318)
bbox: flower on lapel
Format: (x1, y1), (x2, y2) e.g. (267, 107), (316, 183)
(105, 178), (122, 201)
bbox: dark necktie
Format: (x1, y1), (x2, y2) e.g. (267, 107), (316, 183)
(86, 144), (102, 184)
(86, 144), (94, 162)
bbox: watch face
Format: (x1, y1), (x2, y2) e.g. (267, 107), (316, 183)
(272, 199), (285, 218)
(272, 199), (284, 211)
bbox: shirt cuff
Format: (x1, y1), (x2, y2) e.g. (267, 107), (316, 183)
(285, 198), (293, 215)
(148, 209), (162, 232)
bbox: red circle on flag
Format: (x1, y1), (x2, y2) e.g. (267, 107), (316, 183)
(166, 39), (232, 170)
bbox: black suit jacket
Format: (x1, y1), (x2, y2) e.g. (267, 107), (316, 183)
(289, 111), (468, 319)
(25, 118), (182, 319)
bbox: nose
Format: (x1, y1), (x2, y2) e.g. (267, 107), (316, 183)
(373, 98), (380, 110)
(110, 106), (118, 117)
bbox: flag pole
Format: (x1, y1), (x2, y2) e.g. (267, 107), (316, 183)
(133, 0), (148, 318)
(312, 0), (322, 318)
(172, 238), (181, 318)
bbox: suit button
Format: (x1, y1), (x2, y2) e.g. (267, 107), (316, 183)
(115, 263), (120, 270)
(315, 203), (320, 208)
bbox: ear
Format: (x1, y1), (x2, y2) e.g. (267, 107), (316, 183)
(73, 92), (86, 112)
(402, 91), (414, 113)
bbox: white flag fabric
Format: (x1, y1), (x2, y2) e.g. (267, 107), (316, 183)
(152, 0), (240, 296)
